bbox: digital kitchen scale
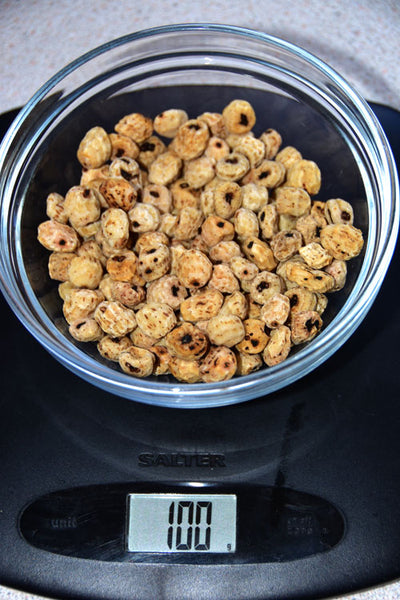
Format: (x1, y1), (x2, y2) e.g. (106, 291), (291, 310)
(0, 103), (400, 600)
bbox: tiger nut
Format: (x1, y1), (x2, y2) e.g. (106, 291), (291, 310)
(180, 288), (224, 322)
(200, 346), (237, 383)
(207, 314), (245, 347)
(94, 300), (137, 337)
(236, 318), (269, 354)
(320, 224), (364, 260)
(165, 322), (209, 360)
(77, 126), (112, 169)
(222, 100), (256, 134)
(176, 249), (212, 289)
(135, 303), (177, 339)
(263, 325), (291, 366)
(115, 112), (153, 144)
(290, 310), (323, 345)
(119, 346), (155, 378)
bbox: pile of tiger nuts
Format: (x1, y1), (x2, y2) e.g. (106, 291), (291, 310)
(37, 99), (364, 383)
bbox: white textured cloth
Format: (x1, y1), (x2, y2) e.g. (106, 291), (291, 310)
(1, 0), (400, 599)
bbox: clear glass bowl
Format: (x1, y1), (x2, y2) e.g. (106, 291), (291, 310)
(0, 24), (398, 408)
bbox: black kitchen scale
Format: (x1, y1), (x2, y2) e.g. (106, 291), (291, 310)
(1, 101), (400, 600)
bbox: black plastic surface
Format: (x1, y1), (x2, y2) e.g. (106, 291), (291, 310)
(0, 102), (399, 600)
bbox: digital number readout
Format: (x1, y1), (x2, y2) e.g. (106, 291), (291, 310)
(127, 493), (236, 553)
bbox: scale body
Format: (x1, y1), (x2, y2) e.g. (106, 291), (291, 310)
(1, 103), (400, 600)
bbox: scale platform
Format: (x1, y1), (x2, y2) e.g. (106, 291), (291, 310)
(0, 103), (399, 600)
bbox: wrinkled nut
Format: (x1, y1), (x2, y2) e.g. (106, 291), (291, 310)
(173, 207), (204, 241)
(235, 136), (265, 167)
(142, 184), (172, 214)
(110, 280), (145, 308)
(130, 327), (159, 349)
(209, 263), (240, 294)
(148, 345), (171, 376)
(291, 310), (323, 345)
(258, 203), (278, 239)
(200, 188), (215, 216)
(97, 335), (133, 361)
(58, 281), (76, 301)
(165, 322), (209, 360)
(236, 318), (269, 354)
(205, 136), (230, 161)
(209, 241), (241, 264)
(106, 251), (138, 282)
(215, 152), (250, 181)
(260, 293), (291, 328)
(101, 208), (130, 250)
(222, 100), (256, 134)
(320, 224), (364, 260)
(115, 112), (153, 144)
(234, 208), (260, 240)
(315, 292), (328, 315)
(285, 287), (317, 314)
(242, 237), (277, 271)
(270, 230), (303, 262)
(46, 192), (68, 224)
(148, 151), (182, 186)
(171, 178), (200, 211)
(219, 291), (248, 320)
(77, 126), (112, 169)
(184, 157), (215, 189)
(263, 325), (291, 366)
(119, 346), (155, 377)
(275, 186), (311, 217)
(214, 181), (242, 219)
(69, 317), (104, 342)
(250, 271), (284, 304)
(77, 240), (106, 267)
(246, 160), (285, 189)
(229, 256), (259, 283)
(285, 159), (321, 195)
(48, 252), (76, 282)
(146, 275), (187, 309)
(138, 136), (166, 170)
(38, 220), (79, 252)
(275, 146), (302, 169)
(109, 133), (139, 160)
(138, 244), (171, 282)
(94, 300), (137, 337)
(278, 214), (298, 232)
(169, 356), (202, 383)
(128, 203), (160, 233)
(241, 183), (269, 213)
(173, 119), (210, 160)
(176, 249), (212, 289)
(99, 177), (137, 211)
(68, 256), (103, 289)
(80, 166), (110, 187)
(286, 262), (335, 293)
(136, 302), (177, 339)
(310, 201), (328, 227)
(200, 345), (237, 382)
(154, 109), (189, 138)
(198, 112), (227, 137)
(180, 289), (223, 322)
(299, 242), (333, 269)
(201, 215), (235, 247)
(134, 231), (169, 254)
(236, 351), (263, 376)
(276, 255), (305, 289)
(324, 259), (347, 291)
(295, 214), (322, 244)
(207, 314), (245, 347)
(62, 288), (104, 324)
(259, 128), (282, 160)
(108, 157), (142, 187)
(324, 198), (354, 225)
(64, 186), (101, 229)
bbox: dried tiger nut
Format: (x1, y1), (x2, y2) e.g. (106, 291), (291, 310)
(128, 203), (160, 233)
(236, 319), (269, 354)
(215, 152), (250, 181)
(115, 112), (153, 144)
(200, 188), (216, 216)
(278, 214), (298, 232)
(242, 237), (277, 271)
(173, 119), (210, 160)
(110, 280), (145, 308)
(205, 136), (230, 162)
(201, 215), (235, 247)
(64, 186), (101, 229)
(235, 136), (265, 168)
(315, 293), (328, 315)
(68, 255), (103, 290)
(169, 356), (202, 383)
(101, 208), (130, 250)
(285, 287), (317, 314)
(135, 302), (176, 340)
(97, 335), (132, 361)
(234, 208), (259, 240)
(198, 112), (227, 137)
(309, 201), (327, 227)
(250, 271), (284, 304)
(165, 322), (209, 360)
(38, 220), (79, 253)
(258, 203), (278, 240)
(176, 249), (212, 289)
(222, 100), (256, 134)
(246, 293), (261, 318)
(285, 159), (321, 195)
(209, 182), (239, 220)
(148, 151), (182, 186)
(48, 252), (76, 282)
(219, 291), (248, 320)
(324, 259), (347, 291)
(130, 327), (159, 349)
(80, 165), (110, 187)
(63, 288), (104, 324)
(77, 240), (106, 267)
(137, 136), (166, 170)
(74, 219), (102, 242)
(138, 244), (171, 282)
(99, 178), (137, 212)
(246, 160), (285, 189)
(170, 178), (200, 211)
(58, 281), (76, 301)
(259, 128), (282, 160)
(209, 264), (240, 294)
(229, 256), (259, 283)
(184, 157), (215, 190)
(77, 126), (112, 169)
(119, 346), (155, 378)
(209, 241), (241, 264)
(69, 317), (104, 342)
(200, 345), (237, 383)
(236, 351), (263, 376)
(154, 109), (188, 138)
(286, 262), (335, 293)
(241, 183), (269, 213)
(46, 192), (68, 224)
(134, 231), (169, 254)
(320, 223), (364, 260)
(188, 234), (209, 254)
(270, 230), (303, 262)
(180, 288), (224, 322)
(207, 314), (245, 347)
(275, 186), (311, 217)
(146, 275), (188, 310)
(148, 345), (171, 376)
(299, 242), (333, 269)
(142, 184), (172, 214)
(263, 325), (291, 367)
(324, 198), (354, 225)
(95, 300), (137, 337)
(169, 243), (187, 275)
(290, 310), (323, 345)
(275, 146), (302, 170)
(109, 133), (140, 160)
(295, 214), (322, 245)
(260, 293), (291, 329)
(173, 207), (204, 241)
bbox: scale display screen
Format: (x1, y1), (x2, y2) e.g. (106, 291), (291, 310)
(127, 493), (237, 553)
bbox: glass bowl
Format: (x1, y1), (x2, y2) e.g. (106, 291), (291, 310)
(0, 24), (398, 409)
